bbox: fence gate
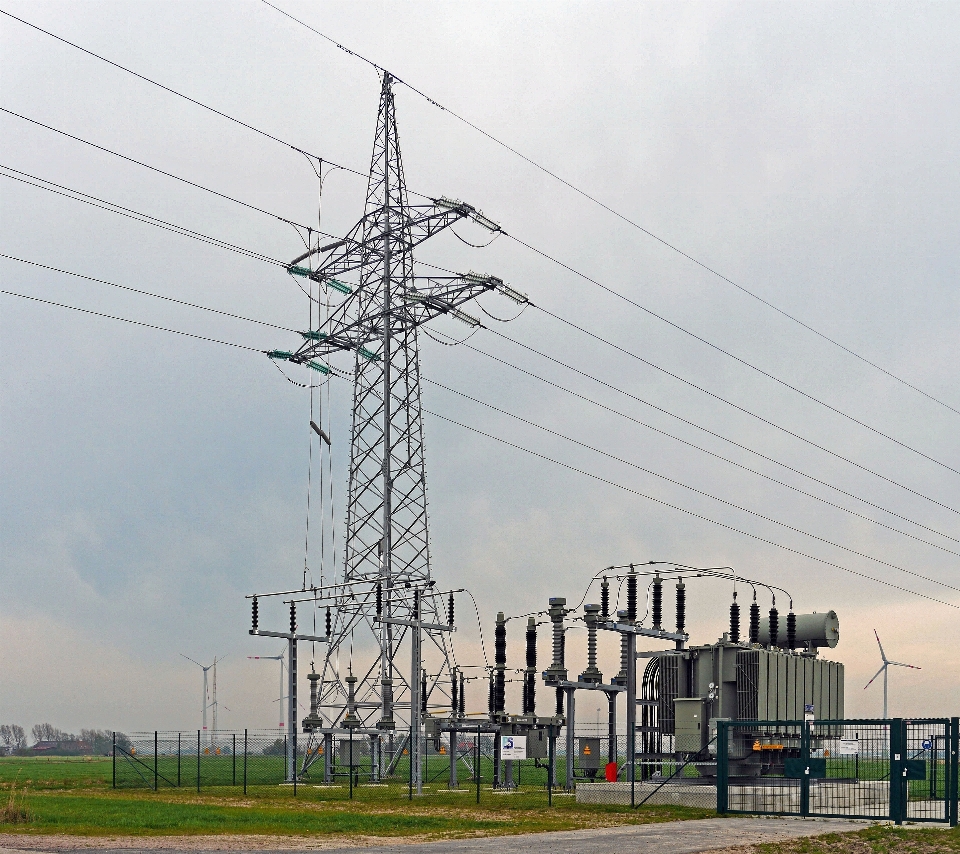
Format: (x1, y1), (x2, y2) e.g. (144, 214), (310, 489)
(718, 717), (959, 825)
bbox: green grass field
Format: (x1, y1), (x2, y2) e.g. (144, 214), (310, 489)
(0, 756), (712, 838)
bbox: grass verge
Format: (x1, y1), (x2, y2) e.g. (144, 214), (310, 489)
(0, 786), (712, 839)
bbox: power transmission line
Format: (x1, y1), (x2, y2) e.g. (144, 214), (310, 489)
(11, 248), (954, 551)
(419, 341), (960, 556)
(0, 254), (296, 331)
(487, 323), (960, 516)
(423, 377), (960, 594)
(11, 155), (955, 519)
(0, 165), (287, 267)
(425, 409), (959, 610)
(255, 0), (960, 418)
(507, 234), (959, 476)
(0, 290), (262, 351)
(10, 11), (954, 470)
(6, 285), (954, 609)
(0, 107), (316, 232)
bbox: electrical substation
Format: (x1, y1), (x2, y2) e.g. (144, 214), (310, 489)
(239, 67), (862, 807)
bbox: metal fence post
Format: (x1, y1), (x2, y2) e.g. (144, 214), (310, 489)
(178, 733), (182, 787)
(154, 731), (158, 791)
(950, 717), (959, 828)
(197, 730), (201, 793)
(243, 729), (248, 795)
(476, 725), (481, 804)
(112, 731), (116, 789)
(349, 727), (354, 799)
(890, 719), (904, 825)
(800, 721), (810, 817)
(716, 721), (728, 814)
(233, 733), (236, 786)
(547, 724), (554, 806)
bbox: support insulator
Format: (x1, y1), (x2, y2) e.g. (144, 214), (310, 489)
(768, 607), (779, 649)
(581, 604), (602, 683)
(308, 672), (320, 715)
(447, 593), (455, 627)
(413, 588), (420, 622)
(544, 597), (568, 683)
(495, 611), (506, 668)
(526, 616), (537, 669)
(451, 668), (459, 718)
(289, 601), (296, 635)
(749, 599), (760, 645)
(376, 582), (382, 618)
(251, 597), (259, 632)
(787, 611), (797, 650)
(614, 614), (630, 686)
(325, 606), (332, 638)
(626, 569), (638, 623)
(458, 671), (466, 718)
(600, 577), (610, 620)
(729, 593), (740, 643)
(652, 574), (662, 630)
(495, 670), (505, 715)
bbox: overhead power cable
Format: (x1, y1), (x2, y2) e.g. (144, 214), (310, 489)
(11, 155), (954, 519)
(507, 234), (959, 476)
(486, 323), (959, 516)
(0, 254), (297, 332)
(255, 0), (960, 419)
(1, 290), (262, 351)
(420, 337), (959, 555)
(425, 409), (959, 611)
(14, 246), (954, 558)
(438, 334), (960, 542)
(16, 8), (951, 464)
(7, 284), (953, 609)
(0, 9), (366, 183)
(0, 107), (316, 232)
(0, 165), (287, 267)
(423, 376), (959, 594)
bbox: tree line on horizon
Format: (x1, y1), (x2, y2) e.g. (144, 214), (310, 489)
(0, 724), (115, 755)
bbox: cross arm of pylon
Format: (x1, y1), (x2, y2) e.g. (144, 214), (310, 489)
(282, 273), (505, 364)
(287, 199), (498, 288)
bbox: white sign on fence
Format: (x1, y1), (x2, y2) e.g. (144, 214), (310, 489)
(837, 738), (860, 755)
(500, 735), (527, 760)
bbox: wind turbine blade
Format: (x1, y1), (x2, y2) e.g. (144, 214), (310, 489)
(180, 654), (204, 668)
(888, 661), (921, 669)
(873, 630), (888, 663)
(864, 665), (886, 689)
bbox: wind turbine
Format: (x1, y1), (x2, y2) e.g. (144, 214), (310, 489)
(248, 647), (286, 728)
(864, 630), (920, 719)
(181, 654), (223, 743)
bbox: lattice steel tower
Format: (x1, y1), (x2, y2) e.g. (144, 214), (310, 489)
(274, 72), (514, 753)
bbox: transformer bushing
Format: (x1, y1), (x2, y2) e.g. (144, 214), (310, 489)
(580, 604), (603, 684)
(308, 673), (321, 717)
(543, 597), (568, 685)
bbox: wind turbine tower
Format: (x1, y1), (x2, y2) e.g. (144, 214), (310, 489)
(864, 630), (921, 719)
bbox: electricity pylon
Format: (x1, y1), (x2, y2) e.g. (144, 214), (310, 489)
(270, 72), (519, 765)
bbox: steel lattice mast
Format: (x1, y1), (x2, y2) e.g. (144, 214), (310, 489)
(273, 72), (514, 761)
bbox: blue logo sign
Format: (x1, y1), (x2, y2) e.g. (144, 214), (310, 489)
(921, 739), (933, 751)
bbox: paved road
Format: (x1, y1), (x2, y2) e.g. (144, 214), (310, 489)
(0, 816), (871, 853)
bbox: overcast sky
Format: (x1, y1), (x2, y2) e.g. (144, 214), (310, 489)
(1, 0), (958, 736)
